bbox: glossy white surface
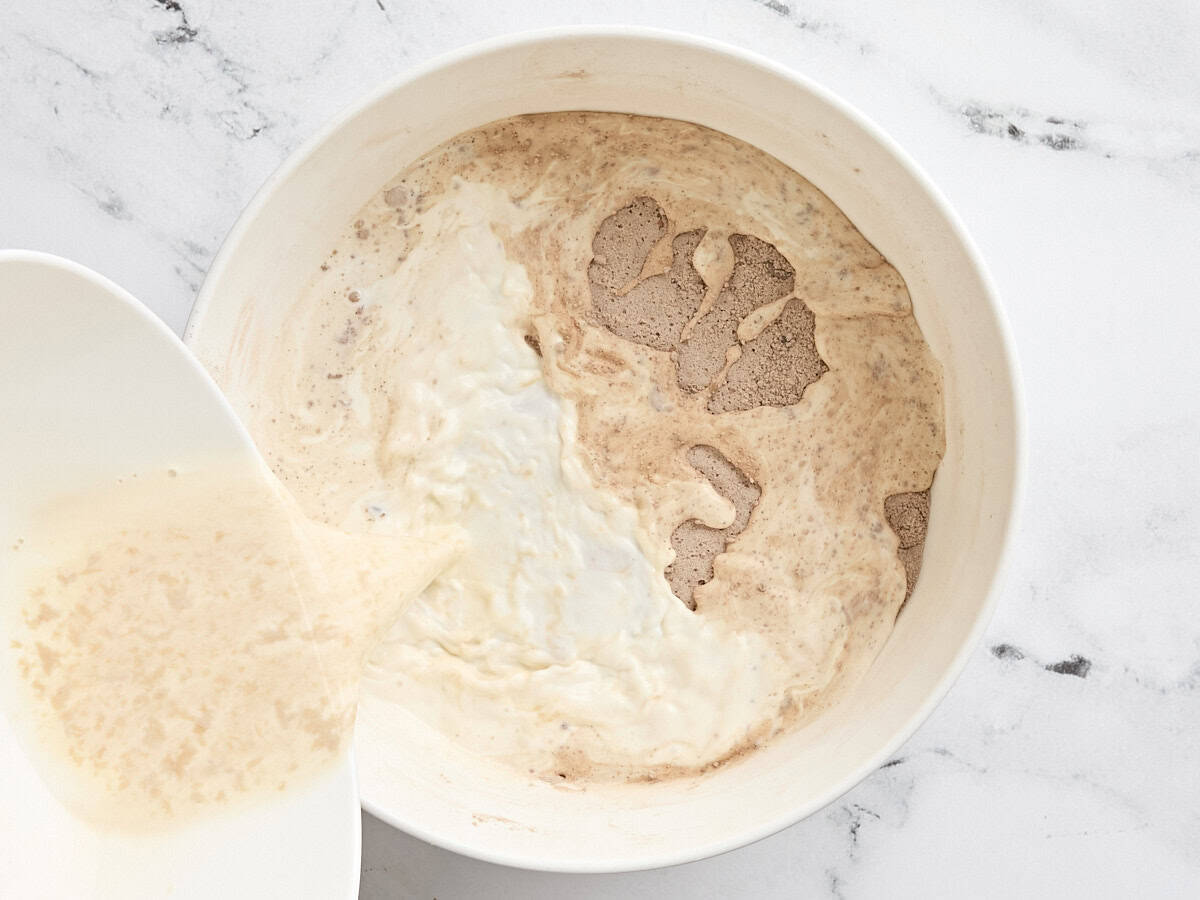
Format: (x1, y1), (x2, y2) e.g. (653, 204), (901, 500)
(2, 1), (1198, 895)
(0, 253), (362, 899)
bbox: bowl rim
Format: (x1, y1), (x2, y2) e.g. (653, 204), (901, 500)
(185, 25), (1026, 874)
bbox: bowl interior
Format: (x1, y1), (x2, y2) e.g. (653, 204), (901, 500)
(185, 30), (1020, 872)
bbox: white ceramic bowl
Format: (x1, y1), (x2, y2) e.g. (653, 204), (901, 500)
(185, 27), (1023, 873)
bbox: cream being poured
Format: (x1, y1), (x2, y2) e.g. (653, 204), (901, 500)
(3, 458), (457, 828)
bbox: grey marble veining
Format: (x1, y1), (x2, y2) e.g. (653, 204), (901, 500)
(2, 1), (1198, 897)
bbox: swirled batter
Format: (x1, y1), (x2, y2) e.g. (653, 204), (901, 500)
(239, 113), (945, 782)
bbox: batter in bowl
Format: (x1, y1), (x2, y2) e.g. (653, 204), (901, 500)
(242, 112), (944, 782)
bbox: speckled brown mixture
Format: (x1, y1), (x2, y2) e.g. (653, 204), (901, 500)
(232, 112), (945, 783)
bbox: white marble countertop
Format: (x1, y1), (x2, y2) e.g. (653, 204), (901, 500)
(4, 1), (1198, 897)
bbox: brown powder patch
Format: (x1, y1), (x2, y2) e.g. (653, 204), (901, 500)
(586, 198), (834, 612)
(587, 198), (825, 413)
(589, 196), (667, 292)
(665, 445), (760, 610)
(676, 234), (796, 392)
(709, 297), (828, 413)
(589, 198), (707, 350)
(884, 488), (931, 602)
